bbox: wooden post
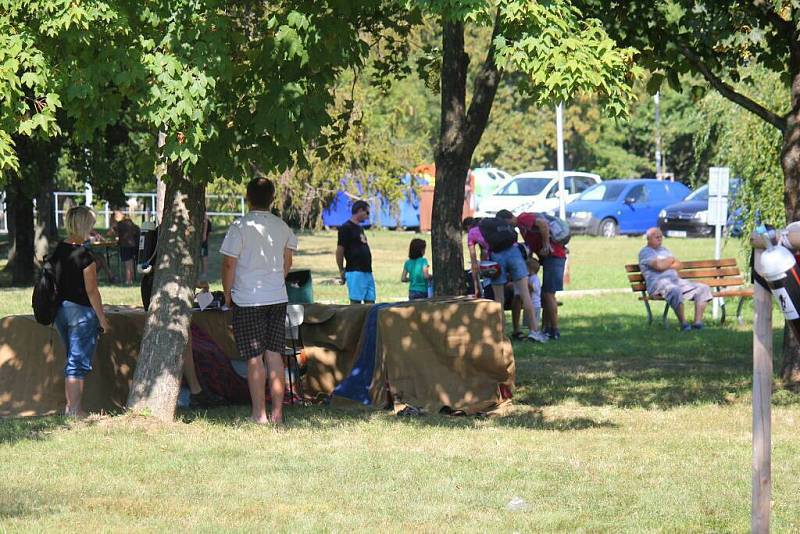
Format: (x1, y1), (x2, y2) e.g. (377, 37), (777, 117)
(752, 249), (772, 534)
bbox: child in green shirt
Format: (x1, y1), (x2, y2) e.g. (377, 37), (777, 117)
(401, 238), (432, 300)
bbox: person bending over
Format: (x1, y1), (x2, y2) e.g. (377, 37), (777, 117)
(479, 210), (548, 343)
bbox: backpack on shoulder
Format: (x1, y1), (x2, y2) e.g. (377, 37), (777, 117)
(31, 255), (60, 325)
(524, 213), (570, 246)
(542, 213), (571, 245)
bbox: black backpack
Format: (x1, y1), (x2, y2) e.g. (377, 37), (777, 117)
(478, 217), (518, 252)
(32, 255), (60, 325)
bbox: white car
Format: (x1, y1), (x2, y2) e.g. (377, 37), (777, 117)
(474, 170), (601, 217)
(471, 167), (511, 208)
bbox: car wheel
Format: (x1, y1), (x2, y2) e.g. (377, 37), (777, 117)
(598, 218), (617, 238)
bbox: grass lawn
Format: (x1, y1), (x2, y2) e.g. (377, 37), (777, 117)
(2, 230), (799, 531)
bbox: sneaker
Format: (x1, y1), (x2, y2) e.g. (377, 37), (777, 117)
(680, 323), (692, 332)
(545, 328), (561, 340)
(691, 322), (704, 330)
(511, 331), (526, 341)
(527, 331), (549, 343)
(189, 389), (226, 408)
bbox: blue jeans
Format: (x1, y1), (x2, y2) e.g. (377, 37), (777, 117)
(490, 245), (528, 283)
(54, 301), (99, 379)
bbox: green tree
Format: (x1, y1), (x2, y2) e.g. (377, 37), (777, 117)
(3, 1), (414, 419)
(573, 0), (800, 383)
(413, 1), (640, 295)
(0, 3), (130, 283)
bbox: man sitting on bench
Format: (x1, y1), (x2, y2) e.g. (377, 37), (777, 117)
(638, 227), (713, 331)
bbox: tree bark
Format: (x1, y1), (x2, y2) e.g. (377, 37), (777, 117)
(432, 17), (502, 296)
(5, 179), (35, 286)
(432, 20), (470, 296)
(126, 162), (205, 420)
(5, 136), (60, 284)
(780, 87), (800, 385)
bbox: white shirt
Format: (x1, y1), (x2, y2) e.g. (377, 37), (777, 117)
(220, 211), (299, 306)
(530, 274), (542, 308)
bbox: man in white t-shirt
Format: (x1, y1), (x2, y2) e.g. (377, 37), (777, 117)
(221, 177), (298, 425)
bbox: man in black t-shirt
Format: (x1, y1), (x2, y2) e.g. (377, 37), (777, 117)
(336, 200), (375, 303)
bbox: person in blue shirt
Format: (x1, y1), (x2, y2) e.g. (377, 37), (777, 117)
(401, 238), (432, 300)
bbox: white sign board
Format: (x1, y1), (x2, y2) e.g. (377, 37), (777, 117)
(708, 196), (729, 226)
(709, 167), (731, 196)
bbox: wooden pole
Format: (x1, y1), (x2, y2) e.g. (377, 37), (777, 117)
(752, 249), (772, 534)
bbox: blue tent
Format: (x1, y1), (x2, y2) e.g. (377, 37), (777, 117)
(321, 174), (426, 229)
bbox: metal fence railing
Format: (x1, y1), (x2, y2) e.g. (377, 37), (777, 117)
(52, 191), (245, 229)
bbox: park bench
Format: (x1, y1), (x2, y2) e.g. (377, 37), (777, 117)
(625, 258), (754, 326)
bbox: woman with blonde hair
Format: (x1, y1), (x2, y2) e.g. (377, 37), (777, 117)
(52, 206), (110, 417)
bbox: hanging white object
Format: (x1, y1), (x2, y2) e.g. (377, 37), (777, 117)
(84, 183), (93, 208)
(556, 103), (566, 220)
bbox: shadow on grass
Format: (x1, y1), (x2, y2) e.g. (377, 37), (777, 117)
(178, 402), (616, 432)
(0, 416), (69, 445)
(510, 309), (763, 409)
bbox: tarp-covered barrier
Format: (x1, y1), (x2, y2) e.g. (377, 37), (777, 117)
(0, 299), (514, 417)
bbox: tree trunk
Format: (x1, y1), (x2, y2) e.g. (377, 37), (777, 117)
(432, 20), (470, 296)
(36, 173), (57, 241)
(781, 102), (800, 385)
(4, 178), (35, 285)
(431, 18), (502, 296)
(127, 162), (205, 421)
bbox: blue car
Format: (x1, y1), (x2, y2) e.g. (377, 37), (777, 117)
(565, 179), (691, 237)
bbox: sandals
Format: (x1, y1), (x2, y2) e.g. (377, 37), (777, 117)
(439, 406), (467, 417)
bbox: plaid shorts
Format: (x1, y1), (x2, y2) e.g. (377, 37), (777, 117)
(232, 302), (287, 359)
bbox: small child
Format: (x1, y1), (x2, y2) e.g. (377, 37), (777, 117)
(401, 238), (432, 300)
(511, 256), (543, 339)
(527, 256), (543, 329)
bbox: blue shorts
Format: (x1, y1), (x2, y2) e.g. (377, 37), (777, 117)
(409, 290), (428, 300)
(541, 256), (566, 293)
(54, 301), (100, 379)
(345, 271), (376, 302)
(490, 246), (528, 284)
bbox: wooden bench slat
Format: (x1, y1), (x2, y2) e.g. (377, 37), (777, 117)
(625, 258), (738, 273)
(628, 267), (741, 283)
(679, 258), (738, 269)
(640, 288), (754, 301)
(677, 267), (741, 278)
(689, 277), (745, 287)
(631, 278), (746, 292)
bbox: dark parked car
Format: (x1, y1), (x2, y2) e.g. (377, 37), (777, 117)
(657, 179), (742, 238)
(565, 179), (691, 237)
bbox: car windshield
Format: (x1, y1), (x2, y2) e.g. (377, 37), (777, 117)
(496, 177), (550, 196)
(686, 180), (740, 201)
(686, 185), (709, 201)
(579, 182), (626, 201)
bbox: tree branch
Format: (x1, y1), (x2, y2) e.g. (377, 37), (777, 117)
(677, 43), (787, 133)
(750, 1), (794, 40)
(464, 14), (502, 153)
